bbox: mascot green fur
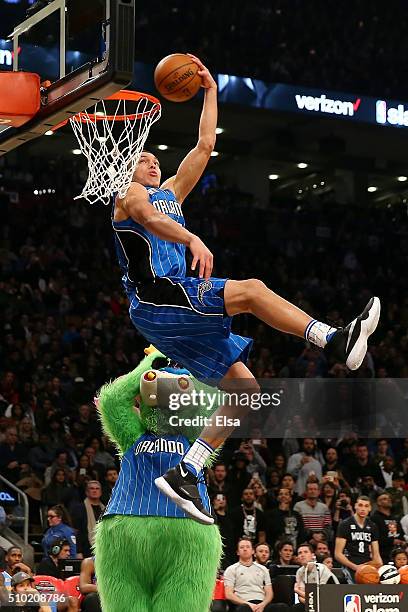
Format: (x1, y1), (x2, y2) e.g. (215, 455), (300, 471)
(94, 346), (222, 612)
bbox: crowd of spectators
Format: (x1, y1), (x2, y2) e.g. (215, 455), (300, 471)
(135, 0), (408, 99)
(0, 154), (408, 600)
(2, 1), (408, 100)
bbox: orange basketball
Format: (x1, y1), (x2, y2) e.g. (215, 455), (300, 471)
(355, 564), (380, 584)
(154, 53), (202, 102)
(398, 565), (408, 584)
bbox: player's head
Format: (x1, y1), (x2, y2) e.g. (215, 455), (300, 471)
(297, 543), (315, 566)
(354, 495), (371, 518)
(237, 538), (254, 562)
(132, 151), (161, 188)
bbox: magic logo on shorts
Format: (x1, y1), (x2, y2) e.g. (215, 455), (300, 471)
(197, 280), (213, 305)
(344, 594), (361, 612)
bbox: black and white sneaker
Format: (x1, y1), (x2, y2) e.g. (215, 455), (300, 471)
(325, 296), (381, 370)
(155, 462), (214, 525)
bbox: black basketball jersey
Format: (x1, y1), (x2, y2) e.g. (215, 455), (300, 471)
(337, 515), (379, 564)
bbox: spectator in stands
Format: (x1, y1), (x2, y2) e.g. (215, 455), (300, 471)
(265, 470), (281, 506)
(80, 556), (101, 612)
(36, 538), (71, 578)
(0, 505), (14, 552)
(293, 483), (332, 541)
(62, 434), (79, 471)
(212, 493), (235, 570)
(370, 493), (404, 563)
(255, 543), (272, 568)
(0, 426), (29, 483)
(18, 416), (38, 448)
(249, 478), (268, 511)
(293, 543), (339, 611)
(81, 447), (105, 483)
(287, 439), (322, 495)
(373, 439), (393, 465)
(279, 475), (301, 506)
(9, 571), (52, 612)
(380, 456), (396, 489)
(100, 467), (118, 505)
(71, 481), (104, 558)
(208, 463), (230, 499)
(70, 405), (100, 442)
(72, 455), (99, 497)
(359, 475), (384, 509)
(274, 541), (295, 567)
(320, 481), (338, 517)
(223, 538), (287, 611)
(28, 434), (54, 478)
(312, 540), (330, 556)
(230, 489), (266, 549)
(316, 553), (334, 570)
(86, 437), (115, 471)
(385, 471), (408, 517)
(269, 540), (296, 580)
(41, 505), (77, 559)
(1, 546), (32, 589)
(335, 495), (382, 582)
(46, 417), (66, 454)
(343, 443), (386, 489)
(322, 448), (341, 476)
(333, 489), (353, 532)
(265, 488), (305, 550)
(227, 453), (252, 508)
(41, 469), (78, 510)
(270, 454), (286, 480)
(390, 547), (408, 569)
(239, 441), (267, 483)
(43, 451), (74, 487)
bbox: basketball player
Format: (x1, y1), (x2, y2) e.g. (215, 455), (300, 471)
(113, 53), (381, 524)
(335, 495), (383, 582)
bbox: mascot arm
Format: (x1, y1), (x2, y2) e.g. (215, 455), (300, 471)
(96, 349), (164, 454)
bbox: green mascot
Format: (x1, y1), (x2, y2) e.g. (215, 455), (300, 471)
(94, 345), (222, 612)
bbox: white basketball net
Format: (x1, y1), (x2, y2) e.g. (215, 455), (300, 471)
(70, 94), (161, 205)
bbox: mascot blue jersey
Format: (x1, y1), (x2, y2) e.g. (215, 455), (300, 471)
(112, 187), (186, 297)
(104, 432), (211, 519)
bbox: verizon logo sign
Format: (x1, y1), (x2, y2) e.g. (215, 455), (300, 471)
(295, 93), (361, 116)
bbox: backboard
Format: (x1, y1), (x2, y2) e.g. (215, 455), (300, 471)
(0, 0), (135, 155)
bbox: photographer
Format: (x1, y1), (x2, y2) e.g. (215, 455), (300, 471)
(332, 490), (353, 530)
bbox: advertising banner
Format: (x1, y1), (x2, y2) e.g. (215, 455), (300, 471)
(306, 584), (408, 612)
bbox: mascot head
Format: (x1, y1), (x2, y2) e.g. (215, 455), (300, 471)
(134, 345), (220, 441)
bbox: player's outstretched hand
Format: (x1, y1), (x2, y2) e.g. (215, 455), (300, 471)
(187, 53), (217, 90)
(188, 234), (213, 280)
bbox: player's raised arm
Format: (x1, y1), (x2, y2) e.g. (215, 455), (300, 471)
(161, 54), (218, 204)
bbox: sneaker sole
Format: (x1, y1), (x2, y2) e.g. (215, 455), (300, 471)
(346, 296), (381, 370)
(154, 476), (214, 525)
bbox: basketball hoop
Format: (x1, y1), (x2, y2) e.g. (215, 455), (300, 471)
(65, 90), (161, 205)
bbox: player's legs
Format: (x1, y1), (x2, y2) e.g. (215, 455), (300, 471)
(224, 279), (381, 371)
(155, 361), (260, 524)
(156, 288), (381, 525)
(224, 278), (312, 336)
